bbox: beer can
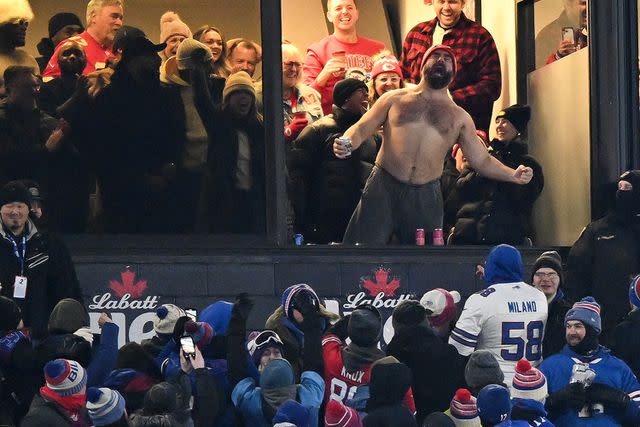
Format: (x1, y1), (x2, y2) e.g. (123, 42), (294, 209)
(294, 234), (304, 246)
(433, 228), (445, 246)
(415, 228), (425, 246)
(336, 137), (352, 157)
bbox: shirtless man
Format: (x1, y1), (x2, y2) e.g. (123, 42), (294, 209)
(334, 44), (533, 245)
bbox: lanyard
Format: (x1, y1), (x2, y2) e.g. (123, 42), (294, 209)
(10, 236), (26, 275)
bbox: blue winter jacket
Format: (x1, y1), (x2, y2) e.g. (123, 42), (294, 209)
(511, 398), (555, 426)
(540, 345), (640, 426)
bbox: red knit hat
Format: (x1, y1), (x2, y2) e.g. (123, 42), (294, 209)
(420, 44), (457, 76)
(512, 359), (548, 402)
(324, 399), (362, 427)
(371, 56), (402, 81)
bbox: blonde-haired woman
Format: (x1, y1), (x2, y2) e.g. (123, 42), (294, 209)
(193, 25), (231, 78)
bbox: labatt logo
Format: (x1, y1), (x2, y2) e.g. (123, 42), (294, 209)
(88, 268), (160, 347)
(343, 267), (412, 310)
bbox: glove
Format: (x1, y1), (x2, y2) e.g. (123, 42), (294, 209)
(327, 315), (350, 341)
(546, 382), (587, 411)
(587, 383), (630, 410)
(228, 293), (253, 336)
(172, 316), (192, 343)
(295, 293), (321, 332)
(284, 117), (309, 142)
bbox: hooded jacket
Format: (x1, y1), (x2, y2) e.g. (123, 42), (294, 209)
(511, 398), (554, 427)
(362, 362), (417, 427)
(21, 393), (89, 427)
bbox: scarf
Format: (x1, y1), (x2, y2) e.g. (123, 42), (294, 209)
(262, 384), (298, 412)
(342, 342), (385, 372)
(40, 386), (87, 424)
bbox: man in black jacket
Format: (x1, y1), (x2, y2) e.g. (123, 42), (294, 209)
(0, 181), (81, 340)
(565, 170), (640, 344)
(288, 78), (379, 243)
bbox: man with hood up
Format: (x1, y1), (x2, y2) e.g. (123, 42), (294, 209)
(449, 245), (548, 383)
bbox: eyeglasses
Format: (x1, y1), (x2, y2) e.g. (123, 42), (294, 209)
(247, 330), (283, 355)
(534, 272), (559, 279)
(283, 61), (303, 69)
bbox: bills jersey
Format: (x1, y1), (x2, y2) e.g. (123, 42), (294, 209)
(449, 282), (548, 382)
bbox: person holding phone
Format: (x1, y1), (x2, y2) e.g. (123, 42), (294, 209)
(535, 0), (588, 68)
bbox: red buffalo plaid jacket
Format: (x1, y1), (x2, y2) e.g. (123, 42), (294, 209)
(400, 14), (501, 132)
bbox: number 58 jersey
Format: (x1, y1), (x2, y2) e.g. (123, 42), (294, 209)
(449, 282), (549, 383)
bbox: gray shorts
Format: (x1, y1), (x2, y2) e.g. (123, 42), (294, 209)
(343, 165), (443, 245)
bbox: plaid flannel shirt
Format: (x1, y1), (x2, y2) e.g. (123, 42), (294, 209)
(400, 14), (501, 132)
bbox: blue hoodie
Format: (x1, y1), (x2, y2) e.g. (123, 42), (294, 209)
(484, 244), (524, 285)
(511, 398), (555, 426)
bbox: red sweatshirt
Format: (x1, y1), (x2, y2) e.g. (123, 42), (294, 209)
(43, 31), (114, 81)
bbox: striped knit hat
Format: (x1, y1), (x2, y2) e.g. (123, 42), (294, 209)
(565, 296), (602, 334)
(449, 388), (480, 426)
(629, 275), (640, 309)
(86, 387), (126, 426)
(511, 359), (548, 402)
(281, 284), (320, 320)
(184, 321), (213, 348)
(44, 359), (87, 396)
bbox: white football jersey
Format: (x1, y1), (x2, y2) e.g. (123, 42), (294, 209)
(449, 282), (549, 383)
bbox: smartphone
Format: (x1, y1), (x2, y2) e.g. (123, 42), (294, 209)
(180, 336), (196, 358)
(562, 27), (575, 44)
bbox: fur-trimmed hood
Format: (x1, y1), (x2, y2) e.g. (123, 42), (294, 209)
(0, 0), (34, 25)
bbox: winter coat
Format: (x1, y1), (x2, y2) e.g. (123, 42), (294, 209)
(362, 362), (417, 427)
(611, 309), (640, 379)
(103, 369), (159, 414)
(511, 398), (555, 426)
(539, 345), (640, 426)
(287, 105), (380, 243)
(0, 330), (36, 425)
(21, 394), (89, 427)
(449, 138), (544, 245)
(386, 323), (467, 424)
(565, 212), (640, 345)
(38, 78), (77, 118)
(543, 290), (572, 359)
(0, 220), (81, 339)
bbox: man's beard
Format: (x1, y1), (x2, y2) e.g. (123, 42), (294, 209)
(425, 66), (452, 90)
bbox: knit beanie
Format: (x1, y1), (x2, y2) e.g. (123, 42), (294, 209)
(424, 412), (456, 427)
(87, 387), (126, 426)
(48, 12), (83, 39)
(483, 245), (524, 286)
(348, 305), (382, 347)
(159, 11), (192, 44)
(333, 78), (368, 107)
(629, 275), (640, 310)
(281, 283), (321, 321)
(0, 0), (33, 25)
(48, 298), (89, 334)
(0, 296), (22, 332)
(259, 358), (294, 390)
(371, 56), (402, 81)
(223, 70), (256, 102)
(477, 384), (512, 425)
(247, 330), (285, 367)
(175, 38), (212, 70)
(184, 321), (213, 348)
(272, 399), (311, 427)
(531, 251), (563, 284)
(420, 288), (461, 327)
(464, 350), (504, 391)
(496, 104), (531, 135)
(143, 382), (178, 415)
(420, 44), (458, 75)
(154, 304), (186, 335)
(324, 399), (362, 427)
(392, 300), (427, 332)
(44, 358), (87, 396)
(449, 388), (480, 426)
(511, 359), (547, 403)
(565, 297), (602, 334)
(0, 180), (31, 208)
(198, 300), (234, 336)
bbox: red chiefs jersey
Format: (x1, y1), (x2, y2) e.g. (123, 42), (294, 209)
(43, 31), (114, 81)
(322, 333), (416, 412)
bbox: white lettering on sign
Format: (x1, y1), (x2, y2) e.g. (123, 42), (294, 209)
(89, 293), (159, 310)
(342, 291), (412, 310)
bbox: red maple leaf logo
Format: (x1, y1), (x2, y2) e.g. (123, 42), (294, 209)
(362, 267), (400, 297)
(109, 269), (147, 299)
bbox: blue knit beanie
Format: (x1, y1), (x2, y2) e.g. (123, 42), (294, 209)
(198, 301), (233, 335)
(565, 296), (602, 334)
(281, 284), (320, 320)
(86, 387), (126, 426)
(272, 399), (310, 427)
(484, 244), (524, 285)
(260, 358), (295, 390)
(477, 384), (512, 424)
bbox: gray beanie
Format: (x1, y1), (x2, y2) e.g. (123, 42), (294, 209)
(465, 350), (505, 390)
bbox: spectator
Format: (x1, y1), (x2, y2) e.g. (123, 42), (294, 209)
(0, 181), (81, 339)
(476, 384), (526, 427)
(265, 284), (339, 379)
(446, 388), (480, 426)
(21, 359), (89, 427)
(0, 0), (38, 92)
(400, 0), (501, 133)
(128, 381), (189, 426)
(141, 304), (187, 357)
(362, 357), (417, 427)
(43, 0), (124, 80)
(510, 360), (553, 426)
(304, 0), (385, 114)
(110, 25), (145, 66)
(257, 43), (323, 143)
(21, 179), (44, 225)
(368, 54), (405, 107)
(449, 245), (548, 383)
(0, 296), (37, 424)
(530, 251), (571, 358)
(449, 105), (544, 245)
(272, 399), (312, 427)
(540, 297), (640, 426)
(611, 274), (640, 379)
(535, 0), (588, 68)
(324, 398), (362, 427)
(464, 351), (506, 396)
(86, 387), (128, 427)
(288, 78), (378, 243)
(419, 288), (461, 338)
(565, 169), (640, 345)
(35, 13), (83, 72)
(387, 300), (466, 423)
(158, 11), (191, 63)
(38, 40), (87, 117)
(246, 330), (285, 374)
(424, 412), (456, 427)
(193, 25), (231, 78)
(227, 38), (262, 78)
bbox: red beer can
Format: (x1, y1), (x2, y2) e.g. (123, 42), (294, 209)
(416, 228), (425, 246)
(433, 228), (445, 246)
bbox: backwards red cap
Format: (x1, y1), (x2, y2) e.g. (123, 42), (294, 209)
(420, 44), (457, 76)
